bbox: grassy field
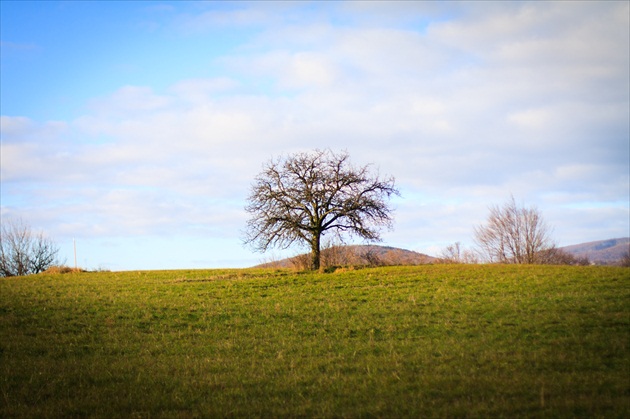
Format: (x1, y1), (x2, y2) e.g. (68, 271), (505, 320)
(1, 265), (628, 418)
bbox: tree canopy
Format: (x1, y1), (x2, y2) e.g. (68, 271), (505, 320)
(0, 218), (60, 277)
(244, 149), (399, 270)
(474, 196), (556, 264)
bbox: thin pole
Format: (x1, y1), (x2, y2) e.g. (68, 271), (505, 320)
(73, 238), (77, 270)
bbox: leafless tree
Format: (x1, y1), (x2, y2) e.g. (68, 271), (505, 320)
(244, 149), (399, 270)
(474, 196), (555, 264)
(0, 217), (60, 277)
(320, 240), (357, 268)
(535, 247), (589, 266)
(360, 246), (385, 267)
(439, 242), (479, 264)
(439, 242), (463, 263)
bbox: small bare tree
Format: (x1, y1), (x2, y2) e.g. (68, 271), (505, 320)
(244, 149), (399, 271)
(535, 247), (589, 266)
(439, 242), (479, 264)
(474, 196), (555, 264)
(320, 240), (357, 268)
(0, 218), (60, 277)
(440, 242), (463, 263)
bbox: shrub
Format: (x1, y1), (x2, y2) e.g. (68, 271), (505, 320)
(42, 266), (85, 275)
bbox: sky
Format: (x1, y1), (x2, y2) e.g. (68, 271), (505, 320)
(1, 1), (628, 271)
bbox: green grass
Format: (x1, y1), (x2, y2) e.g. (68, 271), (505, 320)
(1, 265), (628, 418)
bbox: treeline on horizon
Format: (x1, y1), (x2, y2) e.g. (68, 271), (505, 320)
(256, 241), (630, 272)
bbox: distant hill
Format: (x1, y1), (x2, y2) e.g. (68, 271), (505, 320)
(255, 245), (436, 269)
(559, 238), (629, 265)
(254, 238), (630, 269)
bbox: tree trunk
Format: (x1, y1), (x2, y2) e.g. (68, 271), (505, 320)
(311, 233), (321, 271)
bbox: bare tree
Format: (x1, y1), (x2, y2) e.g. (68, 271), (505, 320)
(360, 246), (385, 267)
(535, 247), (589, 266)
(0, 217), (60, 277)
(244, 149), (399, 270)
(439, 242), (479, 264)
(439, 242), (463, 263)
(474, 196), (555, 264)
(320, 240), (357, 268)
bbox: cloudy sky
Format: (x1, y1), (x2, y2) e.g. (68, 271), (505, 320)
(1, 1), (628, 270)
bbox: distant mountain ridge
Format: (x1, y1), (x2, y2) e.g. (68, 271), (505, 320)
(559, 238), (629, 265)
(254, 238), (629, 268)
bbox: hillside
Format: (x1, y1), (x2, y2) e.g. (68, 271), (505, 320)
(255, 245), (436, 269)
(560, 237), (629, 265)
(1, 266), (628, 417)
(255, 238), (630, 268)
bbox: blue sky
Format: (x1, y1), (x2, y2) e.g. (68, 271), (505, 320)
(1, 1), (628, 270)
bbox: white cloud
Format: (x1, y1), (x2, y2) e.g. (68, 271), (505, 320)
(169, 77), (241, 103)
(508, 108), (551, 130)
(175, 7), (273, 33)
(0, 115), (32, 137)
(87, 86), (171, 116)
(283, 52), (337, 88)
(0, 116), (68, 142)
